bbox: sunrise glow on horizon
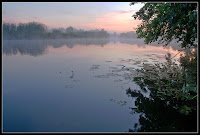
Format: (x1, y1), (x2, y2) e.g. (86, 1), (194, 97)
(2, 2), (144, 33)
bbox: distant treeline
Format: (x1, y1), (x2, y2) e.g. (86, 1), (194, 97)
(3, 21), (138, 39)
(3, 22), (47, 39)
(3, 22), (110, 39)
(119, 31), (137, 38)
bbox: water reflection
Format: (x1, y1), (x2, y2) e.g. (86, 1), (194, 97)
(3, 40), (48, 56)
(3, 38), (188, 132)
(3, 38), (110, 56)
(126, 51), (197, 132)
(3, 38), (182, 57)
(86, 48), (197, 132)
(126, 87), (197, 132)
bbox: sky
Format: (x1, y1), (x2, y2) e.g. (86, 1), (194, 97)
(2, 2), (144, 33)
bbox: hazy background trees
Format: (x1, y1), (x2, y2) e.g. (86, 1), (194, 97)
(3, 22), (47, 39)
(3, 21), (146, 40)
(119, 31), (137, 38)
(3, 22), (111, 39)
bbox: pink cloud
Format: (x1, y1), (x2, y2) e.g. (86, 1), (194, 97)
(86, 12), (142, 32)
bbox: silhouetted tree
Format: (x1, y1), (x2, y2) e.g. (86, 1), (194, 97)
(3, 22), (47, 39)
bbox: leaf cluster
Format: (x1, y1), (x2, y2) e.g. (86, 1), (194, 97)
(132, 51), (197, 115)
(132, 3), (197, 48)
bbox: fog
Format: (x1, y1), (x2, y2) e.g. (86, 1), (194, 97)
(3, 22), (139, 40)
(3, 21), (183, 57)
(3, 38), (182, 57)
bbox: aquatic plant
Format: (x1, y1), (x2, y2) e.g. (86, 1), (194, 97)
(127, 50), (197, 131)
(132, 51), (197, 115)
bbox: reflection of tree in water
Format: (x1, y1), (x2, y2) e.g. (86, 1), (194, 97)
(50, 38), (110, 49)
(119, 38), (182, 50)
(3, 40), (48, 57)
(3, 38), (110, 56)
(3, 38), (182, 57)
(126, 88), (197, 132)
(126, 50), (197, 132)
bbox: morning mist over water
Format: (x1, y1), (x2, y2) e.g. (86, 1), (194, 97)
(2, 37), (183, 132)
(2, 2), (197, 133)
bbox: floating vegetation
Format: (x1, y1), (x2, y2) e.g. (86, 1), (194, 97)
(111, 69), (124, 72)
(109, 67), (119, 69)
(127, 59), (135, 61)
(114, 79), (123, 82)
(72, 79), (80, 82)
(152, 60), (159, 63)
(120, 59), (126, 61)
(116, 64), (125, 66)
(109, 99), (127, 107)
(65, 84), (73, 88)
(111, 67), (135, 73)
(89, 67), (99, 70)
(93, 73), (122, 79)
(156, 55), (163, 58)
(117, 101), (127, 106)
(109, 99), (116, 102)
(142, 60), (149, 62)
(93, 63), (138, 85)
(144, 54), (152, 57)
(125, 67), (135, 70)
(93, 75), (110, 78)
(137, 65), (144, 67)
(149, 58), (157, 60)
(123, 73), (137, 80)
(132, 52), (197, 115)
(133, 61), (141, 65)
(120, 59), (136, 63)
(106, 73), (122, 76)
(89, 65), (100, 71)
(92, 64), (100, 67)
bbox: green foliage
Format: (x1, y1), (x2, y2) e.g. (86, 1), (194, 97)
(129, 2), (197, 131)
(127, 87), (197, 132)
(127, 51), (197, 131)
(134, 51), (197, 114)
(179, 105), (193, 115)
(131, 3), (197, 48)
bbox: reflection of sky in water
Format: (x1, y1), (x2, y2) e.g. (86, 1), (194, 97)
(3, 39), (182, 132)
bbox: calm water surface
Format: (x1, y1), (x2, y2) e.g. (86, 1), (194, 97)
(3, 39), (181, 132)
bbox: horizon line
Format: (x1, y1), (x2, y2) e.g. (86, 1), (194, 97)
(2, 21), (138, 33)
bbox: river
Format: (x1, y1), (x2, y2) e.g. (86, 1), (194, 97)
(3, 38), (184, 132)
